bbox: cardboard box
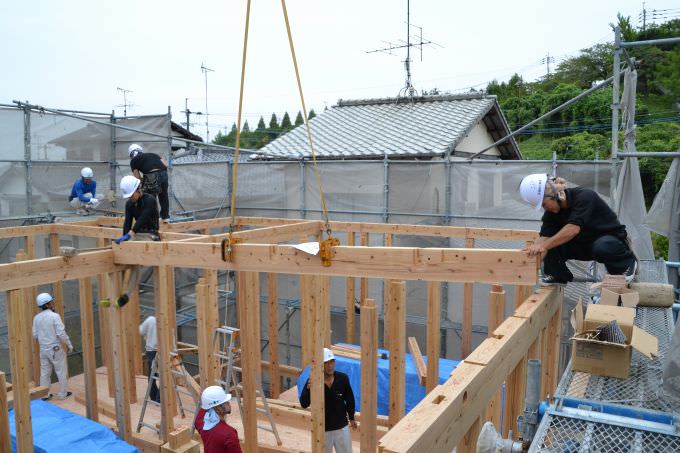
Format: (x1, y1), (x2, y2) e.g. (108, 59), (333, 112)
(571, 301), (658, 379)
(600, 287), (640, 308)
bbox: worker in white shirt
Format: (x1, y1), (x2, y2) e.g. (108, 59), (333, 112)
(32, 293), (73, 400)
(139, 315), (160, 402)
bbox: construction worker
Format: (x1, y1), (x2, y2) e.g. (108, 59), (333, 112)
(32, 292), (73, 400)
(111, 175), (160, 307)
(68, 167), (100, 215)
(128, 143), (170, 223)
(194, 386), (242, 453)
(299, 348), (357, 453)
(139, 315), (160, 402)
(519, 173), (638, 286)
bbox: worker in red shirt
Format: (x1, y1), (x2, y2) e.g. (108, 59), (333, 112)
(195, 386), (242, 453)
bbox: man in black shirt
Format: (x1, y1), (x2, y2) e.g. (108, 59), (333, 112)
(299, 348), (356, 453)
(519, 173), (637, 286)
(128, 143), (170, 222)
(109, 175), (161, 308)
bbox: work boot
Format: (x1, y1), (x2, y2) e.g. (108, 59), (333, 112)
(116, 294), (130, 308)
(41, 394), (53, 401)
(622, 260), (638, 284)
(539, 275), (568, 287)
(57, 392), (72, 400)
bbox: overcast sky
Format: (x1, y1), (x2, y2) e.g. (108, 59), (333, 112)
(2, 0), (678, 141)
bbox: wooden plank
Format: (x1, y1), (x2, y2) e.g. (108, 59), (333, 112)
(112, 243), (538, 285)
(5, 386), (50, 410)
(461, 238), (474, 358)
(79, 277), (99, 421)
(49, 233), (65, 319)
(0, 372), (11, 453)
(107, 272), (132, 441)
(486, 284), (505, 431)
(0, 249), (125, 291)
(388, 281), (406, 428)
(267, 273), (280, 398)
(259, 361), (303, 379)
(237, 272), (262, 453)
(426, 281), (441, 394)
(345, 232), (356, 344)
(360, 299), (378, 453)
(155, 266), (175, 441)
(407, 337), (427, 387)
(378, 287), (562, 453)
(6, 289), (34, 453)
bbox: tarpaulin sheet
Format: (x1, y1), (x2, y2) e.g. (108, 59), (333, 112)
(8, 400), (138, 453)
(295, 344), (459, 416)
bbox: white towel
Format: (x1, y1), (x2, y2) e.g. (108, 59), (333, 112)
(203, 408), (220, 431)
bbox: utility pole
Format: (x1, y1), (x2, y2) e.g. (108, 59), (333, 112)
(116, 87), (133, 117)
(181, 98), (202, 133)
(201, 63), (214, 144)
(642, 1), (647, 32)
(541, 53), (555, 76)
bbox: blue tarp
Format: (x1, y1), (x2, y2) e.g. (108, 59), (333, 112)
(8, 400), (138, 453)
(296, 344), (460, 416)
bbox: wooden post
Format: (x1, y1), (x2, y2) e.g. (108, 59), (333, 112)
(545, 303), (562, 395)
(322, 275), (331, 347)
(165, 266), (178, 416)
(204, 269), (219, 384)
(129, 278), (143, 376)
(345, 232), (356, 344)
(387, 280), (406, 427)
(300, 275), (311, 366)
(0, 371), (11, 453)
(79, 277), (99, 421)
(237, 272), (262, 453)
(503, 358), (527, 439)
(49, 233), (65, 319)
(107, 272), (132, 441)
(457, 416), (482, 453)
(155, 266), (175, 441)
(15, 250), (37, 386)
(486, 284), (505, 430)
(426, 281), (440, 393)
(195, 278), (211, 387)
(267, 273), (280, 398)
(461, 238), (474, 358)
(360, 298), (377, 453)
(96, 239), (115, 398)
(20, 240), (40, 383)
(360, 232), (368, 305)
(6, 289), (34, 452)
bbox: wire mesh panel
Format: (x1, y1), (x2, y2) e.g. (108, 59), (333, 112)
(530, 412), (680, 452)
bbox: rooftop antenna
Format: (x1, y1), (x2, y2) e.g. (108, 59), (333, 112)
(201, 63), (215, 143)
(116, 87), (134, 117)
(366, 0), (442, 99)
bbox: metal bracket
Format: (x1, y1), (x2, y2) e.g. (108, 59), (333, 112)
(221, 235), (242, 262)
(319, 236), (340, 267)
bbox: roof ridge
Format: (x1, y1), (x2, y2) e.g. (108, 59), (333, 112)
(336, 93), (494, 107)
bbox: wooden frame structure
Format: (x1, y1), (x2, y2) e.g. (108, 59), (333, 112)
(0, 216), (563, 453)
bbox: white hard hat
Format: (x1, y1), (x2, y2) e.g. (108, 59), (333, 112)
(323, 348), (335, 363)
(128, 143), (143, 157)
(120, 175), (141, 199)
(201, 385), (232, 410)
(519, 173), (548, 210)
(36, 292), (53, 307)
(81, 167), (94, 178)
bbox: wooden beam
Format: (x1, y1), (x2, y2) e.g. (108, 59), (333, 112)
(345, 232), (356, 344)
(267, 273), (280, 398)
(378, 287), (562, 453)
(486, 284), (505, 431)
(155, 266), (175, 441)
(360, 299), (378, 453)
(49, 233), (65, 319)
(112, 242), (538, 285)
(0, 249), (125, 291)
(6, 289), (34, 453)
(426, 281), (441, 394)
(237, 272), (262, 453)
(0, 223), (53, 239)
(107, 273), (132, 441)
(0, 372), (11, 453)
(461, 238), (474, 358)
(79, 277), (99, 421)
(387, 281), (406, 428)
(407, 337), (427, 387)
(5, 386), (50, 410)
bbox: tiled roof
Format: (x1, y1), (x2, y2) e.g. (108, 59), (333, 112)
(259, 94), (519, 159)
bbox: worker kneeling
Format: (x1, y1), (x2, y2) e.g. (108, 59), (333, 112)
(32, 293), (73, 400)
(519, 173), (637, 286)
(195, 386), (242, 453)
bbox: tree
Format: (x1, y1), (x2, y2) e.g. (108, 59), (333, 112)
(281, 112), (292, 129)
(308, 109), (316, 120)
(242, 120), (250, 133)
(294, 111), (304, 126)
(269, 113), (279, 130)
(553, 43), (613, 89)
(257, 116), (266, 130)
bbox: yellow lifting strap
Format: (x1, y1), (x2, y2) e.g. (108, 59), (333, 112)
(224, 0), (337, 265)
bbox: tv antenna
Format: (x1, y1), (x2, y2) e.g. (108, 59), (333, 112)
(116, 87), (134, 117)
(201, 63), (215, 143)
(366, 0), (442, 98)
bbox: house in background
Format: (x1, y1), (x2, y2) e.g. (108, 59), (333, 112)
(258, 93), (521, 160)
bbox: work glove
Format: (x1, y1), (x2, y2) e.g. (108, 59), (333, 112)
(67, 345), (74, 353)
(114, 234), (131, 245)
(88, 198), (99, 204)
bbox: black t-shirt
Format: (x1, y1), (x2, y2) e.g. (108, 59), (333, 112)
(299, 371), (356, 431)
(540, 187), (626, 242)
(130, 153), (167, 174)
(123, 193), (159, 235)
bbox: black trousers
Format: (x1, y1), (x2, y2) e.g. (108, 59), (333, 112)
(146, 350), (161, 403)
(543, 234), (636, 282)
(156, 170), (169, 220)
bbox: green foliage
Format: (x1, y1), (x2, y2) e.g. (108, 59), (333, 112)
(269, 113), (279, 130)
(211, 109), (312, 148)
(551, 43), (613, 89)
(294, 111), (304, 126)
(281, 112), (292, 129)
(651, 232), (669, 260)
(308, 109), (316, 120)
(257, 117), (266, 130)
(550, 132), (610, 160)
